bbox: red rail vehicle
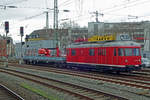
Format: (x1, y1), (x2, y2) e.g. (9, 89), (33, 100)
(23, 34), (142, 73)
(66, 40), (141, 73)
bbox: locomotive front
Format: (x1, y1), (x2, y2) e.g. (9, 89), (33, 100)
(107, 41), (142, 72)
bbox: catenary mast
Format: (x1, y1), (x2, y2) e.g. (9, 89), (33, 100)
(53, 0), (58, 47)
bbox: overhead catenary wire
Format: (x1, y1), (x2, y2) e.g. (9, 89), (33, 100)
(71, 0), (150, 23)
(72, 0), (148, 22)
(102, 0), (150, 13)
(101, 0), (142, 12)
(0, 0), (27, 7)
(58, 0), (73, 7)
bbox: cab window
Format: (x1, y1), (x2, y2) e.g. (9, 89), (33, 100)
(133, 48), (140, 56)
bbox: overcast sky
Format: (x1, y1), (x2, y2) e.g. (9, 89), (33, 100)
(0, 0), (150, 43)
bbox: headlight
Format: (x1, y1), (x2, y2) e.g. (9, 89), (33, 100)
(125, 59), (128, 62)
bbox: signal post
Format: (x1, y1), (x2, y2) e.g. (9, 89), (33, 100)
(19, 26), (24, 64)
(4, 21), (9, 67)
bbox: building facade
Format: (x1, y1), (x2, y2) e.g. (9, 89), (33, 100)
(25, 28), (88, 50)
(0, 35), (14, 58)
(88, 21), (150, 51)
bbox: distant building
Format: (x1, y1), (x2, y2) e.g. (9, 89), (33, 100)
(0, 35), (14, 58)
(25, 28), (88, 50)
(88, 21), (150, 51)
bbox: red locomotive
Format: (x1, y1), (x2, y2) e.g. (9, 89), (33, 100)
(66, 34), (141, 72)
(66, 41), (141, 72)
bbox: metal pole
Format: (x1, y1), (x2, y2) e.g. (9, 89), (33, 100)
(46, 11), (49, 29)
(20, 26), (24, 64)
(4, 21), (9, 67)
(21, 35), (22, 59)
(19, 35), (23, 64)
(96, 11), (98, 22)
(5, 31), (8, 67)
(54, 0), (58, 47)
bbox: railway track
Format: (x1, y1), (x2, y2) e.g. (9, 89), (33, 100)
(8, 64), (150, 89)
(10, 64), (150, 89)
(141, 68), (150, 72)
(0, 84), (24, 100)
(0, 68), (127, 100)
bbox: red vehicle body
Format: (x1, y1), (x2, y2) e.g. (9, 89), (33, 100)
(66, 41), (141, 72)
(38, 47), (60, 57)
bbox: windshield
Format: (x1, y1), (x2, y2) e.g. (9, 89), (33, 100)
(119, 48), (140, 56)
(133, 48), (140, 56)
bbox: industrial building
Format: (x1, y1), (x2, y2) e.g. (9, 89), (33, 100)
(88, 21), (150, 52)
(25, 28), (88, 49)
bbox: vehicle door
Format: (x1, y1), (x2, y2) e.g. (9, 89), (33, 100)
(113, 48), (118, 65)
(117, 48), (124, 65)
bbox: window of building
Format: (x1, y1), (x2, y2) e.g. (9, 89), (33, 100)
(118, 48), (124, 56)
(71, 49), (76, 56)
(89, 49), (95, 56)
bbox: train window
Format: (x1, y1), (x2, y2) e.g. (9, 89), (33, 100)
(71, 49), (76, 56)
(101, 48), (106, 56)
(133, 48), (140, 56)
(89, 49), (95, 56)
(118, 48), (124, 56)
(125, 48), (132, 56)
(114, 48), (116, 56)
(98, 49), (102, 55)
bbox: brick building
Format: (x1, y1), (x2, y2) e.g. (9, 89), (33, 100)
(0, 35), (14, 58)
(0, 39), (7, 57)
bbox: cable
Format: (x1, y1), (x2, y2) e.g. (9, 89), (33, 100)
(2, 0), (27, 6)
(61, 1), (73, 7)
(59, 0), (73, 7)
(20, 12), (45, 21)
(103, 0), (150, 13)
(101, 0), (141, 12)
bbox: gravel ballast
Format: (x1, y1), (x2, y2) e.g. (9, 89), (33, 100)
(1, 66), (150, 100)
